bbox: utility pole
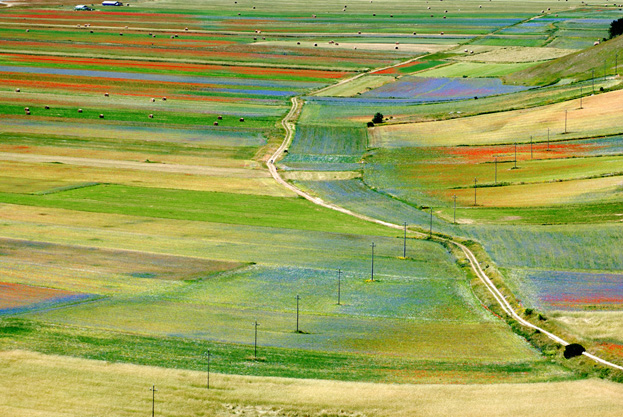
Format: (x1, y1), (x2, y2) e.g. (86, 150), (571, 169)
(494, 156), (497, 184)
(474, 178), (477, 206)
(564, 109), (568, 134)
(337, 269), (342, 305)
(403, 222), (407, 258)
(252, 320), (259, 359)
(547, 128), (550, 151)
(452, 194), (457, 224)
(429, 207), (433, 237)
(370, 242), (375, 281)
(205, 350), (211, 389)
(295, 295), (300, 333)
(150, 385), (157, 417)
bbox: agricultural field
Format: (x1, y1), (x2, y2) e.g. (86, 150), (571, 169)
(2, 0), (623, 414)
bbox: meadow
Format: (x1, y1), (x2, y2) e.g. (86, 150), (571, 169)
(2, 0), (623, 407)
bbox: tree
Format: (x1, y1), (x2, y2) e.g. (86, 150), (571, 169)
(608, 17), (623, 39)
(372, 112), (384, 124)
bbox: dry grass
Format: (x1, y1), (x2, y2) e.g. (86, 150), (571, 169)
(370, 89), (623, 147)
(257, 41), (455, 53)
(315, 75), (395, 97)
(1, 350), (623, 417)
(281, 171), (361, 181)
(552, 311), (623, 344)
(442, 175), (623, 208)
(453, 47), (575, 63)
(0, 160), (295, 197)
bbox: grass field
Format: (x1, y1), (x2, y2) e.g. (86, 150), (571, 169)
(3, 0), (623, 403)
(3, 350), (617, 417)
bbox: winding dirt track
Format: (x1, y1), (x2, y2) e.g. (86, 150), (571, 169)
(268, 97), (623, 372)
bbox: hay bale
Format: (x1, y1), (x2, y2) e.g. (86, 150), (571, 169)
(45, 105), (50, 110)
(25, 110), (30, 115)
(440, 31), (444, 35)
(15, 88), (20, 92)
(24, 107), (29, 111)
(185, 27), (188, 31)
(78, 109), (83, 113)
(99, 114), (104, 118)
(149, 114), (154, 119)
(162, 97), (167, 101)
(151, 98), (155, 102)
(217, 115), (222, 120)
(119, 33), (123, 36)
(213, 121), (218, 126)
(413, 32), (417, 35)
(26, 29), (29, 32)
(104, 92), (109, 97)
(239, 117), (244, 122)
(297, 41), (300, 45)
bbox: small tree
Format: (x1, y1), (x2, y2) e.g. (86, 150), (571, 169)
(372, 112), (384, 124)
(366, 121), (375, 127)
(608, 17), (623, 39)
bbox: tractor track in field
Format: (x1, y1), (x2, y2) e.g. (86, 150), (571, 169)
(268, 95), (623, 373)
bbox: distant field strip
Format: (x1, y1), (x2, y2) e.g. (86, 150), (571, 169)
(371, 89), (623, 147)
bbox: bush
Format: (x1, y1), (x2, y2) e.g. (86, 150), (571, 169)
(609, 17), (623, 39)
(372, 112), (384, 124)
(366, 121), (375, 127)
(563, 343), (586, 359)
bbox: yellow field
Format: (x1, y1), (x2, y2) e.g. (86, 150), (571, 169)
(442, 175), (623, 208)
(1, 350), (622, 417)
(315, 75), (396, 97)
(452, 46), (575, 63)
(552, 311), (623, 344)
(370, 89), (623, 147)
(0, 160), (295, 197)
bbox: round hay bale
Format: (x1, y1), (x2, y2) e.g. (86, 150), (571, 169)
(119, 33), (123, 36)
(24, 107), (29, 111)
(440, 31), (444, 35)
(99, 114), (104, 118)
(213, 121), (218, 126)
(26, 29), (29, 32)
(45, 105), (50, 110)
(217, 115), (223, 120)
(395, 46), (398, 49)
(104, 92), (109, 97)
(314, 43), (317, 46)
(239, 117), (244, 122)
(15, 88), (20, 92)
(151, 98), (155, 102)
(90, 30), (94, 33)
(149, 114), (154, 119)
(78, 108), (83, 113)
(413, 32), (417, 35)
(162, 97), (167, 101)
(185, 27), (188, 31)
(297, 41), (300, 45)
(25, 110), (30, 115)
(358, 31), (361, 34)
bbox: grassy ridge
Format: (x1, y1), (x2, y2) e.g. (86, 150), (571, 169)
(505, 34), (623, 86)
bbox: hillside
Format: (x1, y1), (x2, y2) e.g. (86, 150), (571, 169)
(504, 34), (623, 86)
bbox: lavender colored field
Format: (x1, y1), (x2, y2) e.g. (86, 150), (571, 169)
(511, 269), (623, 311)
(296, 179), (440, 228)
(0, 282), (94, 315)
(0, 119), (267, 147)
(360, 77), (527, 101)
(0, 65), (324, 92)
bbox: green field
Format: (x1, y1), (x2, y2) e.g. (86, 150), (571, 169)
(2, 0), (623, 413)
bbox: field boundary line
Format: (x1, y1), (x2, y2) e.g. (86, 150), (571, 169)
(268, 96), (623, 373)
